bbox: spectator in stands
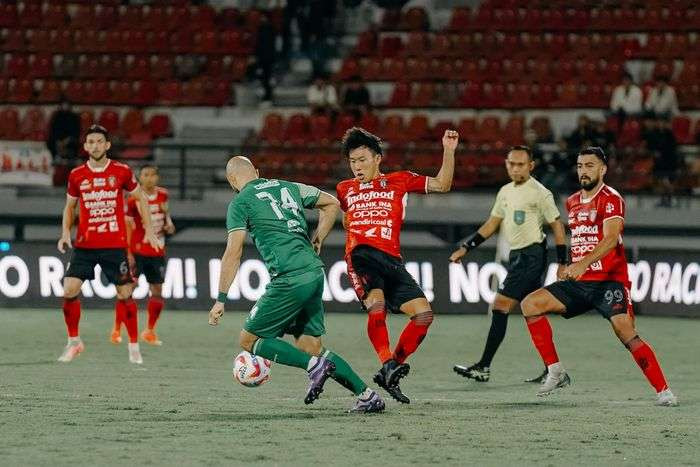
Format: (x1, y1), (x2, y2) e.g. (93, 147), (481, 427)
(307, 0), (336, 78)
(283, 0), (309, 59)
(529, 130), (570, 196)
(342, 75), (371, 119)
(307, 74), (338, 115)
(643, 118), (679, 207)
(644, 76), (679, 121)
(591, 119), (616, 153)
(47, 99), (80, 187)
(254, 12), (278, 104)
(610, 72), (643, 126)
(565, 115), (597, 149)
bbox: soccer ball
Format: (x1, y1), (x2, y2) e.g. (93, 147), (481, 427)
(233, 351), (271, 387)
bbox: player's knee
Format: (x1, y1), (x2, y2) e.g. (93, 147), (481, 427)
(150, 284), (162, 298)
(520, 295), (538, 316)
(115, 288), (132, 300)
(412, 310), (433, 326)
(366, 300), (386, 315)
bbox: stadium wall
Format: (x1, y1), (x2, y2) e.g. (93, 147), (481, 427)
(1, 242), (698, 317)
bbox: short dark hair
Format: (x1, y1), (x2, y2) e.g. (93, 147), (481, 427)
(84, 124), (110, 141)
(139, 164), (158, 174)
(578, 146), (607, 165)
(508, 145), (532, 160)
(341, 127), (383, 159)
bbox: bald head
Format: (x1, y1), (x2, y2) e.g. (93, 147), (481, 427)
(226, 156), (258, 191)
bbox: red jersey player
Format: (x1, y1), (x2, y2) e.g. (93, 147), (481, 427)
(336, 127), (458, 404)
(111, 165), (174, 346)
(521, 147), (678, 406)
(56, 125), (160, 364)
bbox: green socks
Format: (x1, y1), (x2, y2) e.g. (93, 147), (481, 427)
(322, 348), (368, 396)
(250, 339), (368, 397)
(252, 338), (311, 370)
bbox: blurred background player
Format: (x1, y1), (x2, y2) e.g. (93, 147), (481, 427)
(111, 165), (175, 346)
(336, 127), (458, 404)
(57, 125), (160, 364)
(520, 147), (678, 406)
(208, 156), (385, 413)
(450, 145), (567, 384)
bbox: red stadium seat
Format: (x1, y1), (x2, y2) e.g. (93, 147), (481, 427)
(157, 81), (182, 105)
(7, 79), (33, 103)
(148, 114), (172, 139)
(283, 113), (310, 146)
(0, 79), (8, 103)
(4, 54), (27, 78)
(121, 109), (145, 136)
(332, 113), (356, 140)
(308, 114), (333, 144)
(36, 80), (62, 104)
(353, 31), (377, 57)
(617, 119), (642, 147)
(359, 112), (380, 134)
(431, 120), (454, 140)
(379, 114), (406, 143)
(20, 107), (46, 141)
(530, 116), (553, 142)
(475, 116), (502, 144)
(402, 7), (429, 31)
(388, 82), (410, 107)
(671, 116), (693, 144)
(98, 109), (120, 134)
(133, 80), (157, 106)
(112, 81), (133, 105)
(379, 36), (403, 58)
(141, 6), (167, 31)
(503, 115), (525, 144)
(406, 114), (431, 141)
(79, 110), (95, 135)
(0, 107), (20, 139)
(121, 132), (153, 160)
(27, 54), (52, 79)
(412, 82), (435, 107)
(0, 4), (18, 28)
(126, 56), (150, 80)
(449, 7), (471, 31)
(260, 113), (285, 145)
(19, 3), (42, 28)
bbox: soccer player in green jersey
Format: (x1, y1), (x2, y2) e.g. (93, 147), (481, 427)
(208, 156), (385, 413)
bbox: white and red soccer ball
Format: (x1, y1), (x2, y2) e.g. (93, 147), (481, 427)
(233, 351), (271, 387)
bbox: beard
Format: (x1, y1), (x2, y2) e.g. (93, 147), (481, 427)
(89, 151), (107, 162)
(579, 176), (598, 190)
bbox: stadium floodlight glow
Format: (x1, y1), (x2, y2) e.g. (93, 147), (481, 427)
(0, 242), (10, 252)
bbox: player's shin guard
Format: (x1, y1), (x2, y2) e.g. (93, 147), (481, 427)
(147, 296), (164, 330)
(393, 310), (433, 364)
(120, 298), (139, 344)
(252, 338), (311, 370)
(367, 302), (392, 363)
(626, 336), (669, 393)
(525, 316), (559, 366)
(62, 296), (81, 338)
(321, 348), (367, 396)
(479, 309), (508, 367)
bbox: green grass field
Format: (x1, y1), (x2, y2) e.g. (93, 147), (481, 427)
(1, 308), (698, 466)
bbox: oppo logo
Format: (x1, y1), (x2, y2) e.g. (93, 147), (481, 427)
(352, 209), (389, 218)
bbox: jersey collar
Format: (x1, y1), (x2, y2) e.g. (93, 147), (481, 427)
(86, 159), (111, 173)
(580, 183), (606, 204)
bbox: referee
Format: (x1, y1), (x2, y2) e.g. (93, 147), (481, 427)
(450, 146), (567, 384)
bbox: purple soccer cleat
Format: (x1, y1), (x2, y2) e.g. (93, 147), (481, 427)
(348, 390), (386, 414)
(304, 357), (336, 405)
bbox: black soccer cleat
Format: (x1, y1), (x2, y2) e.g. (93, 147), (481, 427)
(524, 368), (548, 384)
(374, 359), (411, 404)
(453, 363), (490, 382)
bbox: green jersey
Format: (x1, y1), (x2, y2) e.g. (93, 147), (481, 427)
(226, 178), (323, 278)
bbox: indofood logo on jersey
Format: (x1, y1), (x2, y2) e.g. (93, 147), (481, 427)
(82, 189), (118, 201)
(571, 225), (599, 236)
(346, 190), (395, 206)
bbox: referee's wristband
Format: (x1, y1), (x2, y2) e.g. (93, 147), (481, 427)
(556, 245), (569, 264)
(217, 291), (228, 303)
(461, 232), (485, 252)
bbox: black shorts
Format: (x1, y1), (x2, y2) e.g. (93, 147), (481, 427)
(499, 240), (547, 302)
(65, 248), (131, 285)
(545, 280), (634, 320)
(346, 245), (426, 312)
(134, 254), (166, 284)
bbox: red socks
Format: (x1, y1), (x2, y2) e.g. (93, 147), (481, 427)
(628, 337), (669, 393)
(366, 302), (392, 363)
(114, 300), (126, 331)
(62, 297), (81, 337)
(147, 297), (164, 330)
(393, 311), (433, 364)
(117, 299), (139, 343)
(525, 316), (559, 366)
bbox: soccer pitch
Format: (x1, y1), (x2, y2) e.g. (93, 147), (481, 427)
(1, 309), (697, 466)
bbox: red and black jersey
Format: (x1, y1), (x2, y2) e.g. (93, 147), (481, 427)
(67, 160), (137, 249)
(566, 184), (629, 284)
(126, 187), (168, 257)
(336, 171), (428, 258)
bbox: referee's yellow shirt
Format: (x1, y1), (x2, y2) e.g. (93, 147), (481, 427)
(490, 177), (560, 250)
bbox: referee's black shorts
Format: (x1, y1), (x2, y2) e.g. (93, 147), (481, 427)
(499, 240), (547, 302)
